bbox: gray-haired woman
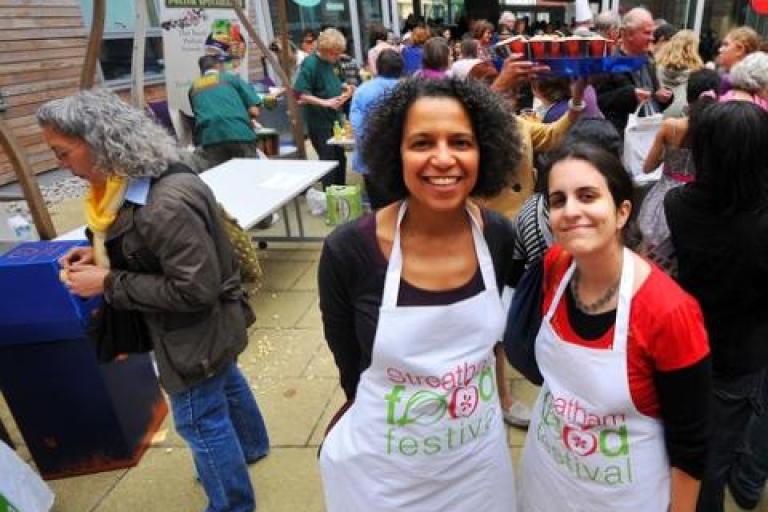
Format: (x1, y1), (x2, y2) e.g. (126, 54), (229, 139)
(37, 89), (268, 512)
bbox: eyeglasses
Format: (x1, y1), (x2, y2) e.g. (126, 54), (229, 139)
(51, 141), (83, 161)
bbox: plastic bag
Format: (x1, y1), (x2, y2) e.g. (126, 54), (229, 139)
(326, 185), (363, 225)
(306, 188), (326, 217)
(0, 441), (54, 512)
(623, 101), (663, 182)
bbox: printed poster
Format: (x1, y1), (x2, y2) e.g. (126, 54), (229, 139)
(159, 0), (249, 123)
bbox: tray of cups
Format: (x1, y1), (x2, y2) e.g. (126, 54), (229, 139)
(536, 55), (649, 77)
(493, 35), (643, 76)
(494, 35), (616, 59)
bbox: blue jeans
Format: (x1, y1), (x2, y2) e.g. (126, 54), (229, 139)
(169, 362), (269, 512)
(730, 371), (768, 503)
(697, 369), (767, 512)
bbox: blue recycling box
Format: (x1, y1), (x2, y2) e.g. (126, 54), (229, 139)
(0, 241), (167, 479)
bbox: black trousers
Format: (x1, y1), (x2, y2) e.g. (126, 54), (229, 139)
(308, 124), (346, 189)
(697, 369), (768, 512)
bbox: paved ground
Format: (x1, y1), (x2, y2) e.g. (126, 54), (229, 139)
(1, 175), (764, 512)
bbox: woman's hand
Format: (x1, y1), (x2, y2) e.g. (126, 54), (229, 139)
(492, 55), (550, 95)
(570, 77), (587, 104)
(59, 246), (94, 270)
(64, 264), (109, 298)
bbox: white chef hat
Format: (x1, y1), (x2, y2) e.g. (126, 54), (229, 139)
(574, 0), (593, 24)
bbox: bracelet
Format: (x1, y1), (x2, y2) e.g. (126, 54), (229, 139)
(569, 98), (586, 112)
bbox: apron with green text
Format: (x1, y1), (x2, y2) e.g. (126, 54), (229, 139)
(520, 248), (670, 511)
(319, 201), (516, 511)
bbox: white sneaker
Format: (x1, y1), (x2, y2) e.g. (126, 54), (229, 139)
(503, 400), (531, 429)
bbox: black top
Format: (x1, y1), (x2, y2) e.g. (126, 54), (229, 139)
(318, 208), (523, 400)
(665, 185), (768, 377)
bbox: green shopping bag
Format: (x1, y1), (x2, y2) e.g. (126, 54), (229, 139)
(326, 185), (363, 225)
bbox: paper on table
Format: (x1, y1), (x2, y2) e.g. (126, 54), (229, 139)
(260, 173), (306, 190)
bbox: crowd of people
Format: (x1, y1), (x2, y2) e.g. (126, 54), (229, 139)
(309, 6), (768, 512)
(19, 3), (768, 512)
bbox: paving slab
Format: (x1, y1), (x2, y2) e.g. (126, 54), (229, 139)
(292, 261), (320, 291)
(250, 376), (338, 447)
(296, 299), (322, 329)
(301, 335), (340, 379)
(239, 329), (326, 380)
(249, 447), (325, 512)
(257, 259), (314, 292)
(250, 290), (317, 329)
(91, 447), (206, 512)
(49, 468), (126, 512)
(308, 385), (346, 446)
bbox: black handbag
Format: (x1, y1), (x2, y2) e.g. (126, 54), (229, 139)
(88, 303), (153, 363)
(86, 218), (154, 363)
(503, 258), (545, 385)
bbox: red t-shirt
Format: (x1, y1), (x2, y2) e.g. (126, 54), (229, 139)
(542, 245), (710, 417)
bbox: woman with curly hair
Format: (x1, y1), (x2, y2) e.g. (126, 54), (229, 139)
(37, 89), (269, 512)
(318, 78), (523, 511)
(654, 29), (704, 118)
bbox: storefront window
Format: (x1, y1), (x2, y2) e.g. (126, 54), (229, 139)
(357, 0), (385, 53)
(268, 0), (354, 55)
(618, 0), (694, 29)
(703, 0), (751, 39)
(78, 0), (165, 85)
(396, 0), (465, 29)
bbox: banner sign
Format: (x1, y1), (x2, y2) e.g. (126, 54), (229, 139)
(165, 1), (246, 9)
(159, 3), (249, 116)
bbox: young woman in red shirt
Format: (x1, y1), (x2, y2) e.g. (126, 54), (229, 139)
(518, 143), (711, 512)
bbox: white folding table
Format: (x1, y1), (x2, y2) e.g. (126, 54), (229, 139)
(56, 158), (337, 243)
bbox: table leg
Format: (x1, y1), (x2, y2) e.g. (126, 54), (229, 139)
(293, 197), (306, 238)
(281, 205), (292, 237)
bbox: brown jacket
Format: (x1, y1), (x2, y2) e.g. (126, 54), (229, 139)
(104, 164), (254, 393)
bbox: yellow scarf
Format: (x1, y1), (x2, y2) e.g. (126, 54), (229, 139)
(85, 176), (128, 269)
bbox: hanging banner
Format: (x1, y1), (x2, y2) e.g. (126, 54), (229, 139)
(159, 1), (249, 117)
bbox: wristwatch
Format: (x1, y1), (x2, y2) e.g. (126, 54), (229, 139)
(569, 98), (586, 111)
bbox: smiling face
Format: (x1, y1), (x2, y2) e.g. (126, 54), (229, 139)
(400, 97), (479, 213)
(622, 16), (654, 56)
(718, 36), (746, 71)
(547, 157), (630, 256)
(41, 126), (105, 185)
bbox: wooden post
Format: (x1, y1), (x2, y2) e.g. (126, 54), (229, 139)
(131, 0), (149, 108)
(81, 0), (105, 89)
(230, 0), (307, 158)
(0, 122), (56, 240)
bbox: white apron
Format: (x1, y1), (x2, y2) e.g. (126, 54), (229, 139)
(319, 201), (516, 512)
(519, 248), (670, 512)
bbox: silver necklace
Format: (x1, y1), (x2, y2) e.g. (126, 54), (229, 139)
(570, 268), (620, 314)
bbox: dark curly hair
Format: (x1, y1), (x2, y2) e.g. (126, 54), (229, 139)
(362, 78), (521, 200)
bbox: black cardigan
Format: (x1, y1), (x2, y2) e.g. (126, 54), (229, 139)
(318, 209), (523, 400)
(665, 185), (768, 377)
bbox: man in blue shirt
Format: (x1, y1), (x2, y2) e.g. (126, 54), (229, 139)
(349, 50), (403, 208)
